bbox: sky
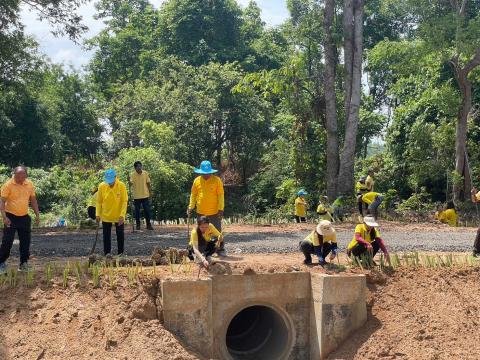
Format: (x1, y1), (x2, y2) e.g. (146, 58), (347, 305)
(20, 0), (290, 70)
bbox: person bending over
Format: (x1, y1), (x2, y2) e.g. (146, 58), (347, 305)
(362, 191), (384, 219)
(188, 216), (224, 268)
(435, 201), (458, 227)
(299, 220), (337, 265)
(347, 216), (390, 265)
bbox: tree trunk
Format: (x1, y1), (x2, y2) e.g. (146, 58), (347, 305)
(343, 0), (354, 116)
(337, 0), (364, 195)
(323, 0), (339, 199)
(452, 49), (480, 201)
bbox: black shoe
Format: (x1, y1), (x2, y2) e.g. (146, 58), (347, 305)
(473, 252), (480, 258)
(136, 225), (141, 230)
(303, 258), (312, 265)
(146, 224), (154, 230)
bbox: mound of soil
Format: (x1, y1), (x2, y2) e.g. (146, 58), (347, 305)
(0, 285), (201, 360)
(329, 267), (480, 360)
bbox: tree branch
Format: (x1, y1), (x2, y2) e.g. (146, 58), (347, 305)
(464, 48), (480, 75)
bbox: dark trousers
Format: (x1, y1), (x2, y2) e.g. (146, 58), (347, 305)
(102, 222), (125, 255)
(474, 228), (480, 254)
(197, 213), (224, 251)
(367, 195), (384, 219)
(348, 240), (380, 258)
(0, 213), (31, 265)
(295, 216), (306, 223)
(134, 198), (152, 226)
(87, 206), (96, 220)
(188, 240), (216, 261)
(299, 241), (332, 262)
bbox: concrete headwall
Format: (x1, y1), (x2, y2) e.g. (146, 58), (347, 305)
(310, 274), (367, 359)
(161, 272), (367, 359)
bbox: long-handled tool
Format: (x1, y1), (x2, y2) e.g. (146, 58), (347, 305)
(89, 221), (100, 256)
(127, 176), (135, 233)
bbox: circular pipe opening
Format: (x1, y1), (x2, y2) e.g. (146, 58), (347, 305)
(225, 305), (290, 360)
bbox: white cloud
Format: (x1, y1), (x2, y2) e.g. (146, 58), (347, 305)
(20, 0), (289, 70)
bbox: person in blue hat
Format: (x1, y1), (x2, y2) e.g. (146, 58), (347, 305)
(295, 190), (308, 223)
(187, 161), (226, 256)
(96, 169), (128, 256)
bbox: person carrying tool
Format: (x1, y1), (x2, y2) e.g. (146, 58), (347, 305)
(187, 160), (226, 257)
(435, 201), (458, 227)
(87, 187), (98, 220)
(347, 216), (391, 265)
(295, 190), (308, 223)
(356, 175), (369, 216)
(317, 196), (334, 222)
(187, 216), (224, 268)
(471, 187), (480, 257)
(96, 169), (128, 256)
(128, 161), (153, 230)
(361, 191), (384, 219)
(299, 220), (337, 265)
(0, 166), (40, 273)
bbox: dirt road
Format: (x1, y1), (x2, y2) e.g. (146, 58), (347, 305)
(5, 221), (477, 259)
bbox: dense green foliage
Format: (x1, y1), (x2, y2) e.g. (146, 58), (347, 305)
(1, 0), (480, 223)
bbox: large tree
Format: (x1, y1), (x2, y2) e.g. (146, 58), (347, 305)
(411, 0), (480, 200)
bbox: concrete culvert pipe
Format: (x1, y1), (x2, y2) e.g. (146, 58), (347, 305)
(225, 305), (291, 360)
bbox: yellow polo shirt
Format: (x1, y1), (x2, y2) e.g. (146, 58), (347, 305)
(0, 178), (36, 216)
(96, 179), (128, 223)
(189, 176), (224, 216)
(305, 230), (337, 246)
(130, 171), (151, 199)
(348, 224), (380, 250)
(362, 192), (380, 205)
(189, 223), (222, 247)
(436, 209), (458, 227)
(295, 197), (307, 217)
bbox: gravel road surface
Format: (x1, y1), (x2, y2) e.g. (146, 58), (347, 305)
(5, 224), (477, 258)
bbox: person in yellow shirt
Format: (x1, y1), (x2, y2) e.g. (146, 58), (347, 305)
(187, 160), (226, 256)
(316, 196), (334, 222)
(128, 161), (153, 231)
(87, 187), (98, 220)
(366, 169), (375, 191)
(0, 166), (40, 273)
(187, 216), (224, 268)
(96, 169), (128, 256)
(356, 176), (368, 216)
(295, 190), (308, 223)
(361, 191), (384, 219)
(471, 187), (480, 257)
(434, 201), (458, 227)
(299, 220), (337, 265)
(347, 216), (391, 266)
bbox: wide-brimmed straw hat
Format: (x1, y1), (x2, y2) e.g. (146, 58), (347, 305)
(316, 220), (335, 237)
(363, 215), (379, 227)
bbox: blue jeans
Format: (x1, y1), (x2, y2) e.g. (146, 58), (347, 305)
(134, 198), (152, 226)
(368, 195), (384, 218)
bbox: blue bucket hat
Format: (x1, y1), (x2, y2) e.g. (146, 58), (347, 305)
(194, 160), (218, 175)
(297, 189), (308, 196)
(104, 169), (117, 185)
